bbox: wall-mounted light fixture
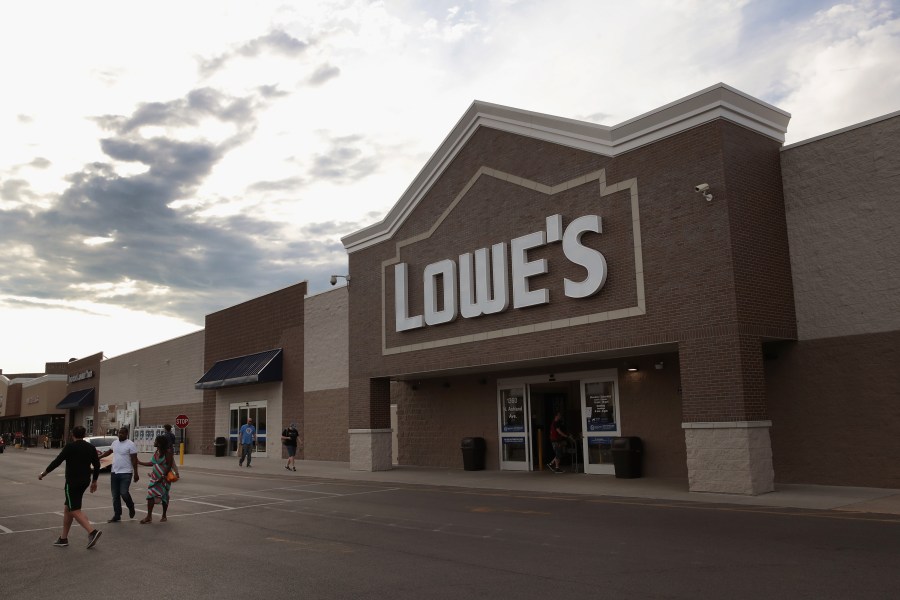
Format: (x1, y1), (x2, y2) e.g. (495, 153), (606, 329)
(694, 183), (713, 202)
(548, 373), (556, 382)
(625, 363), (639, 372)
(329, 274), (350, 286)
(654, 361), (664, 370)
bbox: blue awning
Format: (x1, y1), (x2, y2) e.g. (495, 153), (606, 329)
(56, 388), (95, 409)
(195, 348), (283, 389)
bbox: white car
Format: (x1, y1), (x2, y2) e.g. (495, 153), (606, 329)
(84, 436), (117, 472)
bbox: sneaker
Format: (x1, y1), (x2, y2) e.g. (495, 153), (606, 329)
(86, 529), (102, 549)
(128, 505), (136, 519)
(53, 537), (68, 547)
(246, 464), (251, 468)
(107, 517), (121, 523)
(285, 465), (290, 470)
(292, 466), (296, 472)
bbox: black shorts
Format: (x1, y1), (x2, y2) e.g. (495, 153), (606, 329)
(64, 481), (90, 511)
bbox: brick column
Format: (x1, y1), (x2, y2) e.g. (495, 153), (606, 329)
(349, 377), (392, 471)
(679, 333), (775, 494)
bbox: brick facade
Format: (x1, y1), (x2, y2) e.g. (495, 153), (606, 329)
(768, 113), (900, 488)
(200, 282), (306, 455)
(347, 101), (795, 492)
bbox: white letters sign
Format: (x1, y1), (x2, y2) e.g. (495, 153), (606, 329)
(395, 214), (607, 332)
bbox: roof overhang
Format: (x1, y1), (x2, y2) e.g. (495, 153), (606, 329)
(341, 83), (790, 253)
(56, 388), (95, 409)
(195, 349), (283, 390)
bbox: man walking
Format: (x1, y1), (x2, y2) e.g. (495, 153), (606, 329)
(281, 422), (300, 471)
(99, 426), (139, 522)
(546, 411), (572, 474)
(238, 417), (256, 467)
(38, 425), (103, 549)
(163, 424), (178, 456)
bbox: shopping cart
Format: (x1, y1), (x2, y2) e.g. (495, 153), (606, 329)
(566, 436), (583, 473)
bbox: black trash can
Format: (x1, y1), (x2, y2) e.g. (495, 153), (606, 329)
(611, 436), (643, 478)
(214, 436), (227, 457)
(461, 437), (486, 471)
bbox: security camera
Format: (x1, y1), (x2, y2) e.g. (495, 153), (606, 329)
(329, 275), (337, 286)
(694, 183), (713, 201)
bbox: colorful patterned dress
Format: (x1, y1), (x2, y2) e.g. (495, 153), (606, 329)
(146, 450), (171, 505)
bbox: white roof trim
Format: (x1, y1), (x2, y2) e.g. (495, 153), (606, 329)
(782, 108), (900, 151)
(342, 83), (790, 253)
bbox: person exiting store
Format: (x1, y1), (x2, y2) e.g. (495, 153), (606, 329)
(282, 422), (301, 471)
(99, 426), (139, 523)
(38, 425), (103, 549)
(547, 411), (573, 474)
(238, 417), (256, 467)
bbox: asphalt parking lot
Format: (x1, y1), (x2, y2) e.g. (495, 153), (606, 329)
(3, 448), (900, 599)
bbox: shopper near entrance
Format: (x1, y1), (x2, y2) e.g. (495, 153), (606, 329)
(98, 426), (139, 523)
(38, 425), (103, 549)
(547, 412), (573, 474)
(238, 417), (256, 467)
(137, 435), (177, 523)
(282, 422), (300, 471)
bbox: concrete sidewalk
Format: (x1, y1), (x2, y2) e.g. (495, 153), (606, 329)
(164, 450), (900, 516)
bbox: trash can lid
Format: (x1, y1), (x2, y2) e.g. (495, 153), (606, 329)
(611, 436), (642, 450)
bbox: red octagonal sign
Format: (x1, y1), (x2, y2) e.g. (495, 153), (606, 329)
(174, 414), (189, 429)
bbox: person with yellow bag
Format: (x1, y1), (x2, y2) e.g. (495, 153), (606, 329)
(136, 435), (179, 523)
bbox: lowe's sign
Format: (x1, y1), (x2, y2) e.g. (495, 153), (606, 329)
(395, 214), (607, 332)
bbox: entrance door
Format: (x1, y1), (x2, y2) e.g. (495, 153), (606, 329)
(229, 401), (268, 458)
(497, 385), (531, 471)
(580, 377), (620, 475)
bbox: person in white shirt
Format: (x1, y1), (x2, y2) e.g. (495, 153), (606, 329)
(99, 427), (140, 522)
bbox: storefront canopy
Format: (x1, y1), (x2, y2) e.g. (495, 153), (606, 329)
(194, 348), (283, 389)
(56, 388), (95, 409)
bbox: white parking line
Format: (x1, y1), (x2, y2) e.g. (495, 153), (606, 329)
(178, 498), (234, 510)
(0, 524), (13, 534)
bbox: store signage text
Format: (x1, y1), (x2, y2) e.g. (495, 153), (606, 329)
(68, 370), (94, 383)
(26, 395), (40, 405)
(395, 214), (607, 332)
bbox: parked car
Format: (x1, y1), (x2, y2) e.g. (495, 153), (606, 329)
(84, 436), (117, 472)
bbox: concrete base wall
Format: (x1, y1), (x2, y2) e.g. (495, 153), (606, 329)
(684, 422), (774, 495)
(349, 429), (392, 471)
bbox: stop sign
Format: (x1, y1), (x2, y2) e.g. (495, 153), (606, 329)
(174, 414), (189, 429)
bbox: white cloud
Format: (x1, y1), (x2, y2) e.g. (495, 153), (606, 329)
(1, 0), (898, 373)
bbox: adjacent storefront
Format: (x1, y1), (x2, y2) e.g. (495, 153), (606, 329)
(19, 374), (67, 448)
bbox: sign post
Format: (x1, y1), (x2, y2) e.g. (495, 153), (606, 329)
(174, 415), (189, 465)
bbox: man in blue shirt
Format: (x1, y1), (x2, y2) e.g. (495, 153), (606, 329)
(238, 417), (256, 467)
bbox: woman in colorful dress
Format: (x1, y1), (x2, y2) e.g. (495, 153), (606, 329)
(137, 435), (177, 523)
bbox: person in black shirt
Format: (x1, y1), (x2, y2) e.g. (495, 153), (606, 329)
(39, 425), (102, 549)
(163, 424), (178, 456)
(281, 422), (301, 471)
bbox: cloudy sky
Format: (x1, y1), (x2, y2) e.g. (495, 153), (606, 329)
(1, 0), (898, 374)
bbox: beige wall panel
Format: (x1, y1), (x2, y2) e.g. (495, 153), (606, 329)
(20, 375), (67, 417)
(782, 115), (900, 340)
(102, 330), (205, 413)
(304, 287), (349, 392)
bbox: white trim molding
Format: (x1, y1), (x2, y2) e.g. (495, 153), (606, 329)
(343, 83), (790, 253)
